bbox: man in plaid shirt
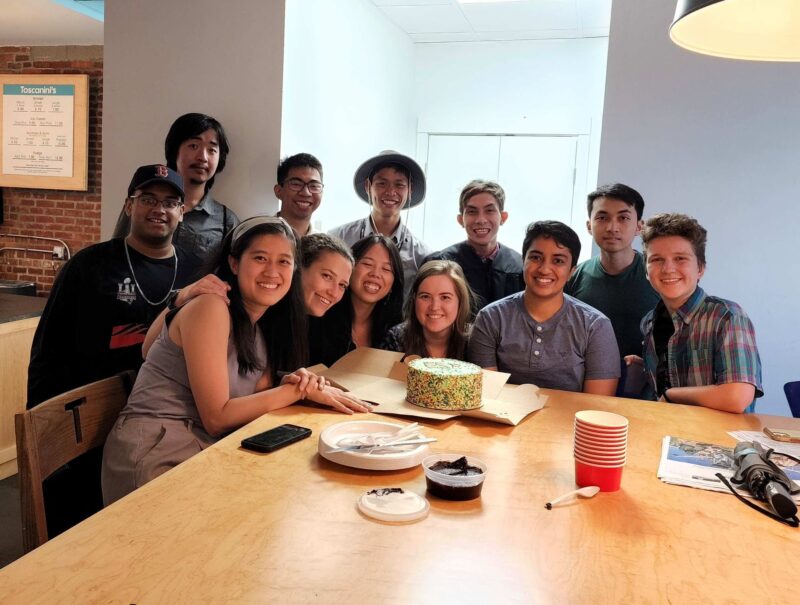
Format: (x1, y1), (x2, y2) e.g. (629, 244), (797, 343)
(629, 213), (762, 413)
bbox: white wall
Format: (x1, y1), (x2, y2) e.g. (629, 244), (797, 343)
(281, 0), (416, 232)
(600, 0), (800, 416)
(102, 0), (286, 237)
(412, 37), (609, 257)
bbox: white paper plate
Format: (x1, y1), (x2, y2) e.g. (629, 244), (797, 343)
(357, 488), (429, 523)
(318, 420), (431, 471)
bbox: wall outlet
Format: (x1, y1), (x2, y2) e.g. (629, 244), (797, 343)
(52, 245), (66, 260)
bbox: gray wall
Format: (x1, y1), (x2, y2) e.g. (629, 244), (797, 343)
(102, 0), (286, 236)
(599, 0), (800, 416)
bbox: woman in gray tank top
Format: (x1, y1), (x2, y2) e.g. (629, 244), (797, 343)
(102, 217), (370, 505)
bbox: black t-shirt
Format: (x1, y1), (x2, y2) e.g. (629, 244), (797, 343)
(27, 238), (195, 407)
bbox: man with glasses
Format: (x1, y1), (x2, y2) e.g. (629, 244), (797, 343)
(274, 153), (324, 237)
(329, 150), (431, 299)
(114, 113), (240, 277)
(27, 164), (228, 538)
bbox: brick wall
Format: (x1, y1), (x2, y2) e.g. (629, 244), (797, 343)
(0, 46), (103, 295)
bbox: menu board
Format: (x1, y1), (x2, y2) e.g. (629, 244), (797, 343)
(0, 75), (88, 191)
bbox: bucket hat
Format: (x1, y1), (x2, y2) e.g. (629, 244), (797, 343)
(353, 150), (426, 209)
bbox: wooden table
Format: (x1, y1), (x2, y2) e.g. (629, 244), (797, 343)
(1, 391), (798, 604)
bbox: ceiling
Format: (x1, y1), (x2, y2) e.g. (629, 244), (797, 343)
(0, 1), (610, 48)
(0, 0), (103, 46)
(371, 0), (612, 43)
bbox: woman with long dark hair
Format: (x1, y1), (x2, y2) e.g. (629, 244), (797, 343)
(309, 235), (404, 366)
(383, 260), (474, 359)
(102, 217), (368, 505)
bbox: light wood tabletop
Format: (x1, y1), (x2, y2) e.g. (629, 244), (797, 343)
(1, 391), (798, 604)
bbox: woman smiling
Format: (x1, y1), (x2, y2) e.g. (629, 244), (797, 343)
(102, 217), (369, 505)
(309, 235), (404, 366)
(383, 260), (474, 360)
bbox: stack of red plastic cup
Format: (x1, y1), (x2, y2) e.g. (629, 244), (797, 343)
(574, 410), (629, 492)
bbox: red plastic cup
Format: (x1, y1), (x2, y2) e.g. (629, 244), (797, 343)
(574, 434), (627, 449)
(573, 446), (626, 461)
(575, 459), (624, 492)
(575, 424), (628, 438)
(575, 410), (629, 431)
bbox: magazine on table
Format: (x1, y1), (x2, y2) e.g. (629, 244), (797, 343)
(657, 436), (800, 501)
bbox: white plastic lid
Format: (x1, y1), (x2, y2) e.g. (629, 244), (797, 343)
(357, 488), (429, 523)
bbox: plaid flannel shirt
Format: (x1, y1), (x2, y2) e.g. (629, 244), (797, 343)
(641, 287), (763, 404)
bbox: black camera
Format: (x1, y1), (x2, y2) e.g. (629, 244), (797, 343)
(717, 441), (800, 526)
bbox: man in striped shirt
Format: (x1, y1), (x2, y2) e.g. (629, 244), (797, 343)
(632, 213), (762, 413)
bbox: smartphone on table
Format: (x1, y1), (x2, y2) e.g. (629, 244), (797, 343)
(241, 424), (312, 453)
(763, 427), (800, 444)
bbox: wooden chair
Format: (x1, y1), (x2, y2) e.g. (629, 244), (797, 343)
(14, 371), (135, 552)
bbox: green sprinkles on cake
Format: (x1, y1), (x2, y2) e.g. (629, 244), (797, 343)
(406, 358), (483, 411)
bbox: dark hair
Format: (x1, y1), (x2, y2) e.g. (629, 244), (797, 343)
(277, 153), (323, 184)
(587, 183), (645, 220)
(212, 216), (307, 380)
(459, 180), (506, 213)
(402, 260), (473, 359)
(351, 235), (405, 346)
(641, 213), (707, 267)
(300, 233), (353, 269)
(368, 162), (410, 182)
(522, 220), (581, 268)
(321, 235), (404, 353)
(164, 113), (230, 191)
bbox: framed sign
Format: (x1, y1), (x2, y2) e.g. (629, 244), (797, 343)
(0, 74), (89, 191)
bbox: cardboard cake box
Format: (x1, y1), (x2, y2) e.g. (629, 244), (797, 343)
(310, 348), (547, 426)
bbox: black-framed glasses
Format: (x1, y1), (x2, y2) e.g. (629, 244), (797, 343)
(130, 193), (184, 210)
(283, 178), (324, 194)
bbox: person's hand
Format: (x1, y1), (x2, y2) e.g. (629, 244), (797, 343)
(624, 355), (644, 367)
(175, 274), (231, 307)
(305, 385), (372, 415)
(281, 368), (328, 398)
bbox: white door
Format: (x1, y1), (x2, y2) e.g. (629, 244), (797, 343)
(415, 134), (578, 255)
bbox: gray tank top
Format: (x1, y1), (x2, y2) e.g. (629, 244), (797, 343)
(120, 319), (267, 425)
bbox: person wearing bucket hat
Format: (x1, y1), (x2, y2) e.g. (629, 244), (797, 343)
(26, 163), (209, 538)
(328, 150), (431, 300)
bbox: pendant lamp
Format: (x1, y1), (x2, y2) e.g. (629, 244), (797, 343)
(670, 0), (800, 61)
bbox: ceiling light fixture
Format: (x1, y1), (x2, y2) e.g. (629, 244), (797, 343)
(670, 0), (800, 61)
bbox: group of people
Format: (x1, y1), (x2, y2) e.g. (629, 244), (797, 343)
(26, 112), (763, 531)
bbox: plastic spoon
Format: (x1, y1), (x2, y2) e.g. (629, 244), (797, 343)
(545, 486), (601, 509)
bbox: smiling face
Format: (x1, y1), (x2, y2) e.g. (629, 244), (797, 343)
(301, 250), (352, 317)
(228, 233), (295, 316)
(274, 166), (323, 223)
(175, 128), (220, 188)
(414, 274), (459, 338)
(457, 192), (507, 251)
(366, 167), (410, 220)
(645, 235), (705, 312)
(125, 182), (184, 246)
(587, 196), (643, 253)
(350, 243), (395, 305)
(523, 236), (575, 301)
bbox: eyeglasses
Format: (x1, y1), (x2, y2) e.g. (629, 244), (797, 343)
(282, 178), (324, 194)
(130, 193), (184, 210)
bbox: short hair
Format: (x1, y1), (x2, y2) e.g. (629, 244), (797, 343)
(459, 180), (506, 213)
(587, 183), (645, 220)
(641, 213), (707, 267)
(522, 220), (581, 268)
(277, 153), (323, 184)
(164, 113), (230, 191)
(299, 233), (353, 269)
(368, 162), (410, 182)
(402, 260), (474, 359)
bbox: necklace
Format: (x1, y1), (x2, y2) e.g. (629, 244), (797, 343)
(123, 237), (178, 306)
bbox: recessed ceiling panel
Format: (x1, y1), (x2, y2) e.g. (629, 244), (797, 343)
(459, 0), (579, 33)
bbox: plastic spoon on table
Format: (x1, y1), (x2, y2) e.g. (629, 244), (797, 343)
(545, 486), (601, 509)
